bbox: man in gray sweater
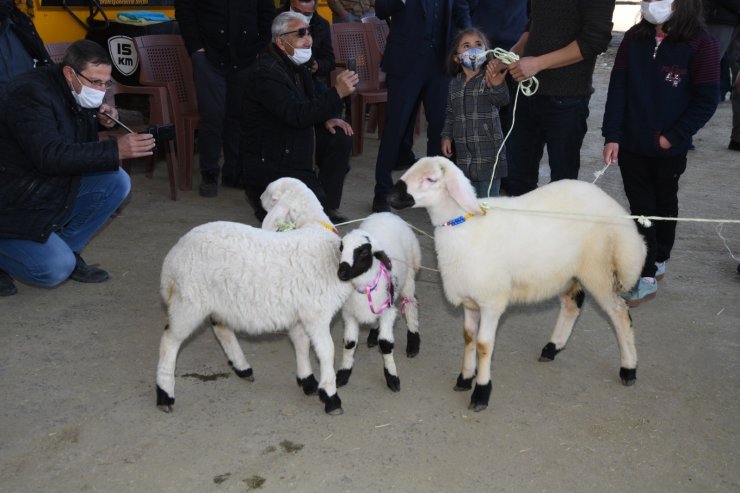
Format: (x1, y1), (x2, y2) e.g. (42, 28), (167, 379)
(506, 0), (616, 196)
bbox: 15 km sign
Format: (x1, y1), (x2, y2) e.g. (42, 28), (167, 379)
(107, 36), (139, 77)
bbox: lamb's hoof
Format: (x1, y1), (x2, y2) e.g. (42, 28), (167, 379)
(454, 373), (474, 391)
(384, 368), (401, 392)
(619, 367), (637, 386)
(336, 368), (352, 387)
(367, 327), (379, 348)
(296, 374), (319, 395)
(406, 330), (420, 358)
(319, 389), (343, 415)
(538, 342), (561, 362)
(229, 362), (254, 381)
(468, 381), (492, 412)
(156, 385), (175, 413)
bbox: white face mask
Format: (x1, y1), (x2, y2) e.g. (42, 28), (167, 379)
(288, 46), (312, 65)
(71, 72), (106, 109)
(641, 0), (674, 25)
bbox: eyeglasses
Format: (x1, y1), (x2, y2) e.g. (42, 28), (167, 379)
(280, 26), (312, 38)
(75, 70), (114, 90)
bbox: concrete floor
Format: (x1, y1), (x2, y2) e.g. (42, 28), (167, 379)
(1, 38), (739, 493)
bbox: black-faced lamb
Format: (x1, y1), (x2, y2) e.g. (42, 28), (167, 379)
(387, 157), (646, 412)
(336, 212), (421, 392)
(156, 179), (356, 415)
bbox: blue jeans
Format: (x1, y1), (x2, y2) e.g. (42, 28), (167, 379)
(0, 168), (130, 287)
(472, 178), (501, 198)
(507, 94), (590, 196)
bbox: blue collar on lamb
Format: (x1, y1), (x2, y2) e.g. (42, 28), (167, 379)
(437, 208), (487, 228)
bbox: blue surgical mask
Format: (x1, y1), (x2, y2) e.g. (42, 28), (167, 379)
(458, 47), (485, 71)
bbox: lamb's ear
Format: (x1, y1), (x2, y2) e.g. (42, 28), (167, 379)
(374, 251), (392, 271)
(262, 202), (295, 231)
(444, 164), (483, 214)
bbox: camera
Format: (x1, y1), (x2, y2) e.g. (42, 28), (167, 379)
(138, 123), (175, 142)
(346, 57), (357, 72)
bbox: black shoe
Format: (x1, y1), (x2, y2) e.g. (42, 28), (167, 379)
(372, 194), (390, 213)
(728, 140), (740, 151)
(0, 270), (17, 296)
(221, 174), (242, 189)
(199, 176), (219, 197)
(324, 209), (349, 224)
(69, 254), (109, 283)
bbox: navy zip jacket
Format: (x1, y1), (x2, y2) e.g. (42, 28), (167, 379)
(0, 65), (119, 242)
(602, 26), (720, 156)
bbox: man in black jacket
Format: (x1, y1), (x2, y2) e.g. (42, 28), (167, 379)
(0, 41), (155, 297)
(176, 0), (277, 197)
(0, 0), (51, 85)
(281, 0), (336, 95)
(241, 11), (358, 223)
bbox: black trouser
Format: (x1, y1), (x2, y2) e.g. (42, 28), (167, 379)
(192, 52), (250, 182)
(618, 149), (687, 278)
(244, 125), (352, 216)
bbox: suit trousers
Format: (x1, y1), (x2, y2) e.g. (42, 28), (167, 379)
(191, 52), (251, 181)
(374, 46), (448, 197)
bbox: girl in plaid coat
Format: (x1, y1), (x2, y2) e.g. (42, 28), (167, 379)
(441, 28), (509, 197)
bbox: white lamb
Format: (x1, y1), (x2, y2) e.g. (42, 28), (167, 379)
(387, 157), (646, 412)
(156, 179), (355, 415)
(335, 213), (421, 392)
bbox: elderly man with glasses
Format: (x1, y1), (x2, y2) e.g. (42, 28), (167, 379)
(0, 40), (154, 297)
(241, 11), (359, 223)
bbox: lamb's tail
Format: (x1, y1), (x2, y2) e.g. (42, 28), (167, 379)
(612, 225), (647, 292)
(160, 276), (177, 306)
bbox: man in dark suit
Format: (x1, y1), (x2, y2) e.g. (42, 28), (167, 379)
(372, 0), (470, 212)
(176, 0), (276, 197)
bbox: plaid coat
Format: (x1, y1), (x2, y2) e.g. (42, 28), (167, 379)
(441, 69), (509, 184)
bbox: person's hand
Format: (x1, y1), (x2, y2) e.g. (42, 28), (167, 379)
(441, 138), (453, 157)
(508, 56), (542, 82)
(485, 59), (507, 87)
(658, 135), (672, 150)
(310, 60), (318, 74)
(603, 142), (619, 165)
(335, 70), (359, 98)
(117, 133), (156, 160)
(98, 104), (118, 129)
(325, 118), (353, 136)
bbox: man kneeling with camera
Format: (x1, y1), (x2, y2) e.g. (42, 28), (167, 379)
(0, 40), (155, 296)
(241, 11), (359, 223)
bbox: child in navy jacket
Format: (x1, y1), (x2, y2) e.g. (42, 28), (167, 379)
(602, 0), (719, 306)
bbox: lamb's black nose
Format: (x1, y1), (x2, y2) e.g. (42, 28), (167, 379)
(337, 262), (352, 281)
(388, 181), (414, 209)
